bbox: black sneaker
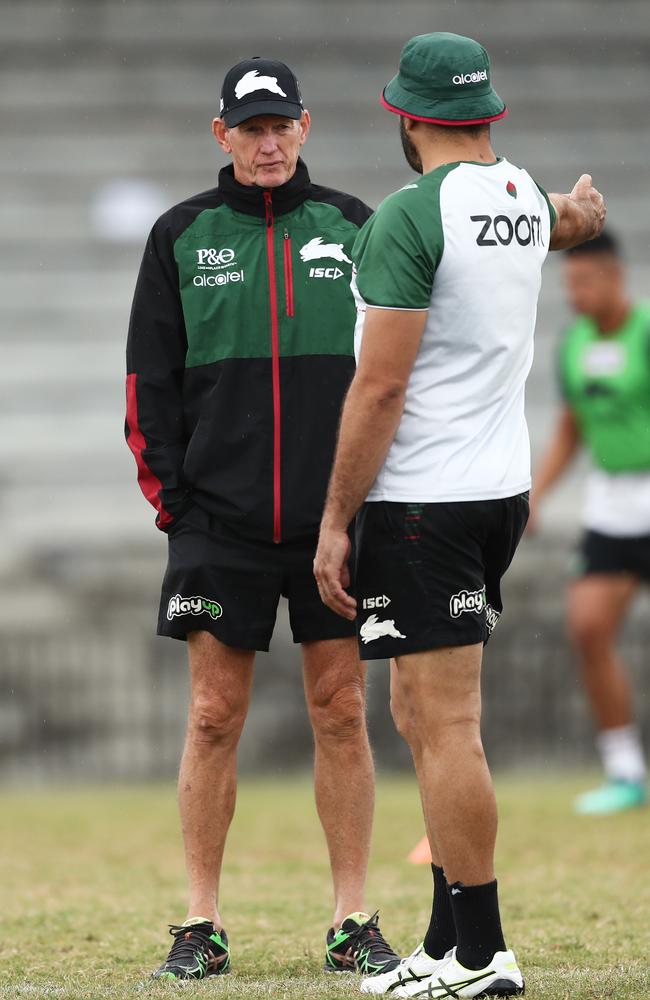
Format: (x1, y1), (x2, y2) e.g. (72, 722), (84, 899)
(324, 911), (400, 976)
(151, 918), (231, 980)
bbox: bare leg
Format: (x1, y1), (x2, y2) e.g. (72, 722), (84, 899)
(391, 659), (459, 959)
(302, 637), (374, 927)
(394, 644), (495, 886)
(567, 573), (638, 730)
(178, 631), (255, 927)
(390, 658), (444, 869)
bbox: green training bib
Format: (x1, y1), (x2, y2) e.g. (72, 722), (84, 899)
(559, 304), (650, 472)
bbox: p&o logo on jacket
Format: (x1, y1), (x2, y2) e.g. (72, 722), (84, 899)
(300, 236), (351, 281)
(194, 246), (244, 287)
(167, 594), (223, 621)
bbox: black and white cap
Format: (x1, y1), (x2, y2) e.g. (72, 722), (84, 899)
(220, 57), (304, 127)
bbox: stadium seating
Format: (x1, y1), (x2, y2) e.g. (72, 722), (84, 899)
(1, 0), (648, 779)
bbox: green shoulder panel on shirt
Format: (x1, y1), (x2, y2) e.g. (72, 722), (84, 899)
(535, 181), (557, 231)
(353, 164), (460, 310)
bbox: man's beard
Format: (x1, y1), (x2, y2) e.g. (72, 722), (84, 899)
(399, 117), (423, 174)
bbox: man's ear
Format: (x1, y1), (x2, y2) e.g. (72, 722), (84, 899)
(402, 115), (417, 136)
(213, 118), (232, 154)
(299, 110), (311, 146)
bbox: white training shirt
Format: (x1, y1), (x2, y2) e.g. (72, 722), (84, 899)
(352, 157), (555, 503)
(583, 468), (650, 537)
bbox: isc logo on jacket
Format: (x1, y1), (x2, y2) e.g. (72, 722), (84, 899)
(309, 266), (344, 280)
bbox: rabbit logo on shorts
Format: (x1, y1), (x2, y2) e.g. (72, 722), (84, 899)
(359, 614), (406, 644)
(167, 594), (223, 621)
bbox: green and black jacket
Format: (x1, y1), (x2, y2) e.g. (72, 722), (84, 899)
(126, 158), (371, 542)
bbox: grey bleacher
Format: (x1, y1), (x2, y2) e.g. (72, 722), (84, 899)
(3, 1), (649, 578)
(1, 0), (649, 776)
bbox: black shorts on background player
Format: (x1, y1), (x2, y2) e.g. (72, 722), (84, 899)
(576, 529), (650, 582)
(158, 505), (355, 651)
(354, 494), (529, 660)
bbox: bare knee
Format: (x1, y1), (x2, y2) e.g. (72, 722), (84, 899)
(188, 693), (248, 748)
(568, 607), (615, 659)
(390, 687), (414, 743)
(413, 703), (483, 756)
(309, 680), (366, 742)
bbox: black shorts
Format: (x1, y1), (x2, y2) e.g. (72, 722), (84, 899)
(575, 529), (650, 581)
(158, 505), (355, 651)
(354, 495), (529, 660)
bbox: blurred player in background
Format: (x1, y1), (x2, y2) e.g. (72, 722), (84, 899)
(126, 57), (399, 982)
(530, 232), (648, 815)
(315, 31), (605, 1000)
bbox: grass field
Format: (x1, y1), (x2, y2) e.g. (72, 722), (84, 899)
(1, 774), (648, 999)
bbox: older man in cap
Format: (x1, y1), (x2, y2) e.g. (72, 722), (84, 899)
(126, 56), (400, 981)
(315, 32), (605, 998)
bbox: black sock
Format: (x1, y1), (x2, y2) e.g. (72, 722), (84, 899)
(449, 879), (507, 970)
(422, 864), (457, 959)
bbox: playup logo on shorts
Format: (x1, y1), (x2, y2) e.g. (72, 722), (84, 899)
(449, 587), (501, 633)
(485, 604), (501, 633)
(360, 614), (406, 644)
(167, 594), (223, 621)
(449, 586), (486, 618)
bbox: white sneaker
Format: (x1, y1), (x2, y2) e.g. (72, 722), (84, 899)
(392, 948), (524, 998)
(360, 943), (452, 995)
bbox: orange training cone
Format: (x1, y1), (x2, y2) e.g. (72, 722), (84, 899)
(408, 835), (432, 865)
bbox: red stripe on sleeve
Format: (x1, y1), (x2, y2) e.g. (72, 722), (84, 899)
(125, 373), (174, 529)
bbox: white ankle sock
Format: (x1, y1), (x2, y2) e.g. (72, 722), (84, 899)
(597, 725), (647, 784)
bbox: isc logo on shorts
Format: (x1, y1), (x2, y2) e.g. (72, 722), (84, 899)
(362, 594), (391, 610)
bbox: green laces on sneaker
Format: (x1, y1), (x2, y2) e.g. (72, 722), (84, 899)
(325, 911), (400, 976)
(151, 919), (231, 980)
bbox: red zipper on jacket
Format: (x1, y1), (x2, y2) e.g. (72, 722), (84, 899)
(283, 231), (294, 317)
(264, 190), (282, 543)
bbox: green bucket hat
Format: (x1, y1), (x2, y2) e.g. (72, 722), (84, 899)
(382, 32), (507, 125)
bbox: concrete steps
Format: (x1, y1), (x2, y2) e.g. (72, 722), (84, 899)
(2, 0), (649, 568)
(3, 0), (648, 47)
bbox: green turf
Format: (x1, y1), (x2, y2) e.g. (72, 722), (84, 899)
(0, 774), (648, 999)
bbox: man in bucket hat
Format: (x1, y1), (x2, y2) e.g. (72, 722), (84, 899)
(315, 32), (605, 998)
